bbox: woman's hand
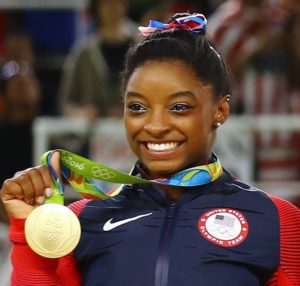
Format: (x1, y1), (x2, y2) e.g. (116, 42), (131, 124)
(0, 152), (60, 219)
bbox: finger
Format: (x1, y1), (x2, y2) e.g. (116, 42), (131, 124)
(27, 167), (50, 204)
(14, 173), (35, 204)
(1, 179), (24, 202)
(37, 165), (56, 198)
(36, 165), (53, 187)
(36, 166), (53, 200)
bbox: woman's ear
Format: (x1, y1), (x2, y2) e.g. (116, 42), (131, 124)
(213, 95), (230, 128)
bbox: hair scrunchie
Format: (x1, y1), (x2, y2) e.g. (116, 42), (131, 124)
(138, 13), (207, 37)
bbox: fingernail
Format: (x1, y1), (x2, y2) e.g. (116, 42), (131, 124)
(45, 188), (53, 197)
(36, 196), (45, 205)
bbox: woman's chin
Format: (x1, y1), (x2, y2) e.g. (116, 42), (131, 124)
(144, 162), (182, 179)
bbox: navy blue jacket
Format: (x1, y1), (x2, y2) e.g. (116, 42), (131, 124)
(74, 169), (285, 286)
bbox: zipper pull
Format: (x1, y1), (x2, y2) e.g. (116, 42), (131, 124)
(168, 202), (176, 218)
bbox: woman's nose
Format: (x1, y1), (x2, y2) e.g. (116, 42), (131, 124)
(143, 112), (170, 137)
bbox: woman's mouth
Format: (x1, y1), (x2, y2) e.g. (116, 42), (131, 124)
(146, 142), (179, 152)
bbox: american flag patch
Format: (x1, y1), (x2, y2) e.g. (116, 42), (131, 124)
(214, 215), (236, 228)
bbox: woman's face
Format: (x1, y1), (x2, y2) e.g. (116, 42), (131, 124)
(124, 60), (228, 178)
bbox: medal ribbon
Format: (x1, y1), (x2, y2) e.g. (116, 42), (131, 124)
(42, 149), (223, 204)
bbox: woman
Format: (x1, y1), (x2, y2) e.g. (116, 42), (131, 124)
(1, 13), (300, 286)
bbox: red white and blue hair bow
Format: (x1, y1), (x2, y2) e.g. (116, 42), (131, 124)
(138, 14), (207, 37)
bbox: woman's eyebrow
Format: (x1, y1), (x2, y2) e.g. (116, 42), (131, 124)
(126, 91), (197, 99)
(168, 91), (197, 98)
(125, 91), (144, 99)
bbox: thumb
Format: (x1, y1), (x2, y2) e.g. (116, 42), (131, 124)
(48, 150), (62, 185)
(46, 151), (64, 202)
(49, 150), (62, 183)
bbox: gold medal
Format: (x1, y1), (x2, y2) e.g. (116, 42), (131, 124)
(25, 204), (81, 258)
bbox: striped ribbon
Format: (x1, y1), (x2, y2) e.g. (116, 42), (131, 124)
(138, 14), (207, 36)
(42, 149), (222, 204)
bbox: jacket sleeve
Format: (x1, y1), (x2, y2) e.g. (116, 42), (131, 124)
(9, 199), (90, 286)
(265, 196), (300, 286)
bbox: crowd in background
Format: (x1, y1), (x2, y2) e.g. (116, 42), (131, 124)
(0, 0), (219, 184)
(0, 2), (299, 194)
(0, 0), (299, 284)
(209, 0), (300, 183)
(0, 0), (299, 188)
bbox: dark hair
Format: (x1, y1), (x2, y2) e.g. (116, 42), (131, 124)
(122, 13), (232, 99)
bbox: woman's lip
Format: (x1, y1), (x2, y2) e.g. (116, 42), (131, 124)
(146, 142), (178, 151)
(140, 142), (183, 158)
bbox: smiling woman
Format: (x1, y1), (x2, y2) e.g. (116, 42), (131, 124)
(124, 60), (228, 180)
(1, 12), (300, 286)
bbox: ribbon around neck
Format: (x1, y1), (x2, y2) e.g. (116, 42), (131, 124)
(42, 149), (223, 204)
(138, 14), (207, 37)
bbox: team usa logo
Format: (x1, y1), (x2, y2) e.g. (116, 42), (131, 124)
(198, 208), (249, 247)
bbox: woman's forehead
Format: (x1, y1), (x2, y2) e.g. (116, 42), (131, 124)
(127, 61), (195, 85)
(125, 60), (213, 98)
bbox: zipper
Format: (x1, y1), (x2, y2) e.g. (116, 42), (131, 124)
(155, 202), (177, 286)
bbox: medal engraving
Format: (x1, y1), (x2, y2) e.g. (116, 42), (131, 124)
(25, 204), (81, 258)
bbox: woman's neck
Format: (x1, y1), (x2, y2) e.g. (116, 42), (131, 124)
(157, 184), (185, 202)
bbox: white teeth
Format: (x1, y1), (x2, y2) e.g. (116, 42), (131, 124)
(147, 142), (178, 151)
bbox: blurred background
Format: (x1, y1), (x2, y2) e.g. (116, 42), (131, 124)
(0, 0), (299, 283)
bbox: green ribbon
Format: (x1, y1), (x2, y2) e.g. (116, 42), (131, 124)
(42, 149), (223, 204)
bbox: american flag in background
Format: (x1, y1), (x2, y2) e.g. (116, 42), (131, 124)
(214, 215), (236, 228)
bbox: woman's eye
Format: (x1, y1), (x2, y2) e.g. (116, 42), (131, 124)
(127, 103), (147, 113)
(171, 103), (192, 112)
